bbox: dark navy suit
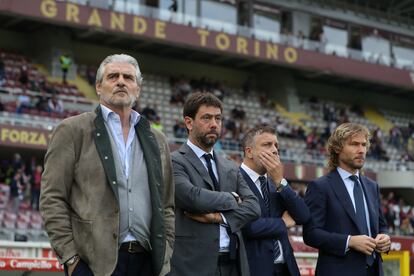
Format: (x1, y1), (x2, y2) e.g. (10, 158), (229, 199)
(240, 168), (310, 276)
(303, 169), (388, 276)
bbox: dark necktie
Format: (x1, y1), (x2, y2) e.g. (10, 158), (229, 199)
(204, 153), (220, 191)
(259, 176), (281, 262)
(204, 154), (236, 259)
(349, 175), (374, 266)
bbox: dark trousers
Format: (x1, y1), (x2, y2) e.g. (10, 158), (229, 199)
(64, 259), (93, 276)
(215, 253), (239, 276)
(273, 263), (290, 276)
(112, 250), (153, 276)
(64, 251), (153, 276)
(366, 258), (380, 276)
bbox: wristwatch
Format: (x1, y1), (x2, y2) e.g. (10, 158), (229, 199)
(66, 255), (80, 266)
(276, 178), (288, 192)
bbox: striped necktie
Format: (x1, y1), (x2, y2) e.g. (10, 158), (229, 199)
(259, 176), (281, 262)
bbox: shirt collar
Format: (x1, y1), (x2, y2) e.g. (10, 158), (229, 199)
(240, 163), (266, 184)
(186, 139), (214, 159)
(337, 166), (360, 181)
(100, 104), (140, 126)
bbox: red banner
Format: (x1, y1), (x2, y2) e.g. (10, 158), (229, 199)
(0, 258), (63, 271)
(0, 0), (413, 90)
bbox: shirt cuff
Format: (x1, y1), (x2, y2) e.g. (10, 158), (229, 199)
(345, 235), (351, 253)
(220, 213), (228, 225)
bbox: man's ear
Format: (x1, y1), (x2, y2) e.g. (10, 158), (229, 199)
(184, 116), (193, 132)
(245, 147), (253, 159)
(96, 82), (101, 96)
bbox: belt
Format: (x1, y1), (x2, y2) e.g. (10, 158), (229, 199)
(119, 241), (146, 254)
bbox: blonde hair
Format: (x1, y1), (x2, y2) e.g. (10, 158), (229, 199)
(327, 123), (371, 171)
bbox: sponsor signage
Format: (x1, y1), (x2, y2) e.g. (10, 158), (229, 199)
(0, 0), (413, 89)
(0, 125), (52, 149)
(0, 258), (63, 271)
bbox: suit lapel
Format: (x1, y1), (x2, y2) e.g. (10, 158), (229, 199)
(215, 152), (229, 192)
(135, 117), (165, 266)
(239, 168), (268, 216)
(267, 180), (279, 216)
(180, 144), (215, 190)
(329, 170), (364, 234)
(93, 106), (119, 200)
(359, 176), (378, 236)
(135, 117), (163, 203)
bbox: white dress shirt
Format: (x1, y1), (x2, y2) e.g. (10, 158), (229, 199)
(240, 163), (285, 263)
(187, 140), (230, 252)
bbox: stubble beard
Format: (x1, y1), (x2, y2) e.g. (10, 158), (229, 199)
(102, 93), (136, 108)
(196, 132), (219, 150)
(342, 157), (365, 171)
(253, 156), (267, 175)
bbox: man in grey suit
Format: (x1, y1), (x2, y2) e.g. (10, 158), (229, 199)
(170, 92), (260, 276)
(40, 54), (174, 276)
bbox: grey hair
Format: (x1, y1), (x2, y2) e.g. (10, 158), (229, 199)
(95, 54), (143, 86)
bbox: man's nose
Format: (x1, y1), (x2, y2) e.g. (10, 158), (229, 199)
(272, 145), (279, 155)
(116, 76), (126, 86)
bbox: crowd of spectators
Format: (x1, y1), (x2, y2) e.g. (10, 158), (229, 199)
(381, 192), (414, 236)
(0, 153), (43, 213)
(0, 50), (96, 119)
(170, 75), (227, 104)
(134, 102), (165, 133)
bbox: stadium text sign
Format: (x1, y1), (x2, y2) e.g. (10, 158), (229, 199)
(2, 0), (412, 90)
(33, 0), (299, 65)
(0, 258), (63, 271)
(0, 125), (51, 150)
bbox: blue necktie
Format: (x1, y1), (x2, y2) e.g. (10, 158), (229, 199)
(259, 176), (281, 262)
(349, 175), (374, 266)
(204, 153), (220, 191)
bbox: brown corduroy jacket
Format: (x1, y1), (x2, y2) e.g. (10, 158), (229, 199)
(40, 106), (175, 276)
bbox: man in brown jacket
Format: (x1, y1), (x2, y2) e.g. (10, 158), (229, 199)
(40, 54), (174, 276)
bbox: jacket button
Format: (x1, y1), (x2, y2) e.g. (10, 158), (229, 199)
(104, 156), (108, 160)
(157, 234), (162, 238)
(96, 133), (101, 136)
(113, 233), (117, 239)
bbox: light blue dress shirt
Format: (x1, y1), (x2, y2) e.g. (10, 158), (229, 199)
(101, 104), (140, 242)
(337, 167), (372, 252)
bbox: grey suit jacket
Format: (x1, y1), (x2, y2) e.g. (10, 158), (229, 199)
(170, 143), (260, 276)
(40, 106), (174, 276)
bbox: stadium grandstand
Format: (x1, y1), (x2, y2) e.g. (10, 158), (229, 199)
(0, 0), (413, 275)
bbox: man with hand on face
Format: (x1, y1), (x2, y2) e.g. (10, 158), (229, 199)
(170, 92), (260, 276)
(304, 123), (390, 276)
(240, 126), (310, 276)
(40, 54), (174, 276)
